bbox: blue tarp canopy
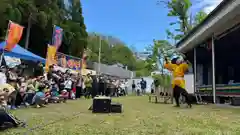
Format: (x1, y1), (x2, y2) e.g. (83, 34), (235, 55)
(0, 41), (45, 63)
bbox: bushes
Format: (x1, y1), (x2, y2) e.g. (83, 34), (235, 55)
(152, 74), (171, 88)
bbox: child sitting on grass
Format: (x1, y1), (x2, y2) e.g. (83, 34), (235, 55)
(49, 83), (61, 103)
(44, 84), (51, 104)
(59, 90), (68, 103)
(32, 84), (50, 108)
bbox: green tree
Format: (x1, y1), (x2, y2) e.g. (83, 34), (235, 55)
(0, 0), (38, 39)
(194, 10), (207, 26)
(162, 0), (192, 37)
(87, 33), (113, 64)
(87, 33), (137, 70)
(148, 40), (174, 74)
(68, 0), (88, 57)
(135, 60), (148, 77)
(111, 44), (136, 70)
(0, 0), (88, 58)
(152, 74), (171, 88)
(162, 1), (208, 43)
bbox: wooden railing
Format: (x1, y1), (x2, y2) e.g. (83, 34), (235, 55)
(149, 86), (173, 104)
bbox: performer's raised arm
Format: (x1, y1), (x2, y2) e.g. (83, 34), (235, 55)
(164, 57), (173, 71)
(180, 58), (189, 73)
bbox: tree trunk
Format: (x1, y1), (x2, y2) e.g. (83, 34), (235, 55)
(159, 61), (164, 75)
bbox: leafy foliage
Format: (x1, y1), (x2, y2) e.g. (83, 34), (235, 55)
(194, 10), (207, 26)
(87, 33), (137, 71)
(161, 0), (192, 43)
(161, 0), (208, 43)
(147, 40), (175, 74)
(152, 74), (171, 87)
(0, 0), (88, 58)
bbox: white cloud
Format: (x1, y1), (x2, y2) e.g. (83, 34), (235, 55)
(201, 0), (223, 14)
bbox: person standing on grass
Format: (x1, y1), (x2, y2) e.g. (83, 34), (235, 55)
(124, 79), (128, 95)
(91, 75), (98, 98)
(164, 56), (192, 108)
(75, 73), (83, 99)
(64, 75), (73, 99)
(98, 76), (105, 95)
(135, 82), (140, 96)
(151, 82), (155, 94)
(140, 78), (147, 95)
(131, 80), (136, 94)
(84, 74), (93, 98)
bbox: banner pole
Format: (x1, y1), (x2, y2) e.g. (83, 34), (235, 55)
(45, 45), (49, 72)
(52, 25), (56, 45)
(24, 13), (32, 49)
(0, 21), (11, 66)
(0, 50), (4, 66)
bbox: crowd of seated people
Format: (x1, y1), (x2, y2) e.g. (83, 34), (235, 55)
(0, 62), (129, 110)
(0, 63), (88, 109)
(0, 60), (131, 130)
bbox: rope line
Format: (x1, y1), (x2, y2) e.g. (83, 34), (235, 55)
(22, 111), (85, 135)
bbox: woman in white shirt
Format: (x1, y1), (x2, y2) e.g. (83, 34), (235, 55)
(0, 70), (7, 85)
(64, 78), (73, 99)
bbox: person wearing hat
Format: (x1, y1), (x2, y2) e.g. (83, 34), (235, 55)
(59, 90), (68, 103)
(164, 56), (192, 108)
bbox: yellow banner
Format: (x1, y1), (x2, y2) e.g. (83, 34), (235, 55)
(45, 45), (57, 72)
(81, 51), (87, 69)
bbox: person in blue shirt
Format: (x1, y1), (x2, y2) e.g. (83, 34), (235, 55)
(32, 84), (49, 108)
(50, 83), (59, 102)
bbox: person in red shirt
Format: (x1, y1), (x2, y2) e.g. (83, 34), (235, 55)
(59, 90), (68, 103)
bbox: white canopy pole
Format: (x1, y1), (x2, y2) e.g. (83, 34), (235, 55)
(193, 48), (197, 93)
(211, 35), (216, 104)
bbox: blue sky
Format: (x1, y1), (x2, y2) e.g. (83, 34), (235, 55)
(81, 0), (222, 52)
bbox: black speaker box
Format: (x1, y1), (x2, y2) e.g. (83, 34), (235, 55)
(92, 96), (111, 113)
(231, 97), (240, 106)
(110, 102), (123, 113)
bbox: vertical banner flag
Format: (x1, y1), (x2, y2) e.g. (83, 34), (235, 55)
(52, 26), (63, 50)
(45, 45), (57, 72)
(5, 21), (24, 51)
(81, 50), (87, 75)
(81, 50), (87, 69)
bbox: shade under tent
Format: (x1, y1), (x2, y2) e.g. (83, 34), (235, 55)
(0, 41), (45, 63)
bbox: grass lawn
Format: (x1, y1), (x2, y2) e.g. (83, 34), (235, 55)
(2, 96), (240, 135)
